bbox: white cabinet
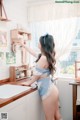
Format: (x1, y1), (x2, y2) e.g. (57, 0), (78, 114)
(26, 91), (44, 120)
(0, 90), (45, 120)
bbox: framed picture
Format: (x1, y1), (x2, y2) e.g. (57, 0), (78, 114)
(0, 52), (4, 60)
(0, 31), (7, 47)
(6, 52), (16, 64)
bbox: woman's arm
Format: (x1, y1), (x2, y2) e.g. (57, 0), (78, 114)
(21, 43), (38, 58)
(21, 55), (48, 86)
(21, 76), (40, 86)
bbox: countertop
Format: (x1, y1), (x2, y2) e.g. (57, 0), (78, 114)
(69, 80), (80, 85)
(0, 79), (37, 108)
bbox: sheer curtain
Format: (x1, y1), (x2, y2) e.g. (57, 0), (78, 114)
(29, 18), (77, 65)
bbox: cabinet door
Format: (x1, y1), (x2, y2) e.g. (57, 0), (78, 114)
(26, 90), (45, 120)
(0, 91), (45, 120)
(8, 103), (28, 120)
(0, 95), (28, 120)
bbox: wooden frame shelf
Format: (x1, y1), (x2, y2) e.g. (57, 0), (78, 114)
(15, 77), (27, 81)
(0, 17), (10, 21)
(0, 0), (10, 21)
(10, 29), (31, 64)
(10, 29), (31, 42)
(10, 65), (28, 82)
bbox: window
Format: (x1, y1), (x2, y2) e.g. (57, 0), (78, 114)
(29, 18), (79, 78)
(58, 30), (80, 78)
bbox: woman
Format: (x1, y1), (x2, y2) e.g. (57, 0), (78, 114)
(21, 34), (61, 120)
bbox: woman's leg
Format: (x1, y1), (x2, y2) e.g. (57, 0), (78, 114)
(42, 84), (61, 120)
(55, 99), (61, 120)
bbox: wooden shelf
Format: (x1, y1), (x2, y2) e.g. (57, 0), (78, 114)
(10, 29), (31, 41)
(18, 30), (31, 35)
(0, 17), (10, 21)
(10, 65), (28, 82)
(0, 0), (10, 22)
(16, 69), (27, 71)
(10, 29), (31, 64)
(15, 77), (27, 81)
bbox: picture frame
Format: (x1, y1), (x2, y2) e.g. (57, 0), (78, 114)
(0, 31), (7, 47)
(6, 52), (16, 64)
(0, 52), (4, 60)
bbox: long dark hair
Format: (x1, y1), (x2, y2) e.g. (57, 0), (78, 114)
(36, 34), (56, 75)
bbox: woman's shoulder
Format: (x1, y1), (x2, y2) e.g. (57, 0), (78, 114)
(38, 54), (47, 63)
(37, 55), (49, 69)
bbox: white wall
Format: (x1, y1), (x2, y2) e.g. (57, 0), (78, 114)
(0, 0), (28, 80)
(4, 0), (27, 24)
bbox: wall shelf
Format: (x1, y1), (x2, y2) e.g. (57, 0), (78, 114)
(0, 0), (10, 21)
(10, 65), (28, 82)
(0, 17), (10, 21)
(10, 29), (31, 64)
